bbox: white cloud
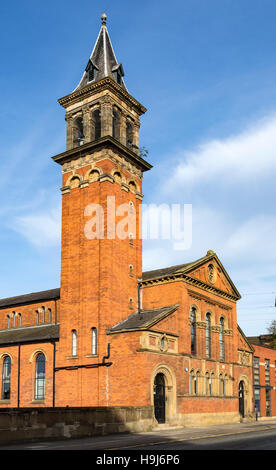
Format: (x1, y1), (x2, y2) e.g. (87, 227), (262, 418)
(167, 114), (276, 188)
(13, 206), (61, 248)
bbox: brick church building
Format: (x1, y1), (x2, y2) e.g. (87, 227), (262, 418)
(0, 14), (264, 428)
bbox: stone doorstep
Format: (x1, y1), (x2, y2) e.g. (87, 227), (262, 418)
(152, 424), (184, 432)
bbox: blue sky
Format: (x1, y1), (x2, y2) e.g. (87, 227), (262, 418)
(1, 0), (276, 336)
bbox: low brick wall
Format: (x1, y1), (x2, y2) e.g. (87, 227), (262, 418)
(0, 406), (154, 446)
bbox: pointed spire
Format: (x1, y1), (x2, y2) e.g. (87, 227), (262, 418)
(74, 13), (126, 91)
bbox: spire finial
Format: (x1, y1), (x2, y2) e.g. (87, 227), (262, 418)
(101, 12), (107, 25)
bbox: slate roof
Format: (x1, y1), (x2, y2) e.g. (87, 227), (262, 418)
(0, 324), (59, 346)
(0, 288), (60, 309)
(108, 305), (179, 333)
(74, 13), (127, 91)
(142, 263), (195, 281)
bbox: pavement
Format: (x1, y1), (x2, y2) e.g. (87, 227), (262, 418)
(2, 417), (276, 450)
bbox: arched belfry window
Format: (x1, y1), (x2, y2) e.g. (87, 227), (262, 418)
(112, 108), (120, 141)
(190, 307), (197, 355)
(219, 317), (225, 361)
(35, 353), (45, 400)
(1, 356), (11, 400)
(206, 313), (211, 358)
(73, 116), (84, 147)
(92, 109), (101, 140)
(126, 119), (133, 149)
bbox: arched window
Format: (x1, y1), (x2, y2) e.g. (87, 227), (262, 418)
(189, 370), (194, 395)
(205, 372), (210, 395)
(112, 108), (120, 141)
(190, 307), (197, 355)
(219, 374), (225, 396)
(126, 119), (133, 149)
(219, 317), (225, 361)
(92, 109), (101, 140)
(35, 353), (45, 400)
(206, 313), (211, 358)
(73, 116), (84, 147)
(72, 330), (77, 357)
(210, 372), (215, 396)
(92, 327), (97, 355)
(1, 356), (11, 400)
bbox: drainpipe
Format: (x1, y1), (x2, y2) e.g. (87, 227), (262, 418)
(54, 343), (112, 372)
(52, 341), (56, 407)
(17, 344), (21, 408)
(138, 278), (142, 318)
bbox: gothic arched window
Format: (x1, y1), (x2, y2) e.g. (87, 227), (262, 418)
(219, 317), (225, 361)
(35, 353), (45, 400)
(190, 307), (197, 355)
(1, 356), (11, 400)
(206, 313), (211, 358)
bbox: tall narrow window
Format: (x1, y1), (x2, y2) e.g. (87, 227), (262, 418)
(219, 317), (225, 361)
(206, 313), (211, 358)
(219, 374), (225, 396)
(126, 119), (133, 149)
(73, 116), (84, 147)
(112, 108), (120, 141)
(35, 353), (45, 400)
(205, 372), (210, 395)
(72, 330), (77, 356)
(1, 356), (11, 400)
(92, 109), (101, 140)
(265, 359), (270, 385)
(92, 327), (97, 355)
(190, 307), (197, 355)
(48, 308), (51, 323)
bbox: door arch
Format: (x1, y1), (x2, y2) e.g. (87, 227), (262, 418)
(151, 364), (176, 424)
(154, 373), (166, 423)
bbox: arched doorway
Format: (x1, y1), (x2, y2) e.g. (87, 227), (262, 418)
(239, 380), (245, 418)
(154, 373), (166, 424)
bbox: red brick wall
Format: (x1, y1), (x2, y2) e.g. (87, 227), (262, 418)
(252, 344), (276, 417)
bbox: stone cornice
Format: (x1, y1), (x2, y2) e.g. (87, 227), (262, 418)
(51, 135), (152, 173)
(187, 289), (233, 310)
(58, 77), (147, 116)
(141, 273), (239, 302)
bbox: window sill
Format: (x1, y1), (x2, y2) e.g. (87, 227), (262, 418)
(0, 400), (10, 404)
(86, 354), (99, 358)
(30, 400), (45, 404)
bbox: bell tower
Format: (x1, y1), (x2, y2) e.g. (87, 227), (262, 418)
(52, 14), (152, 406)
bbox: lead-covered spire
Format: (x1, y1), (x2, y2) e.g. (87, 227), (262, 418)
(74, 13), (126, 91)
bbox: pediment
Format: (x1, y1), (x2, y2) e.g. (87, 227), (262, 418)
(183, 251), (241, 300)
